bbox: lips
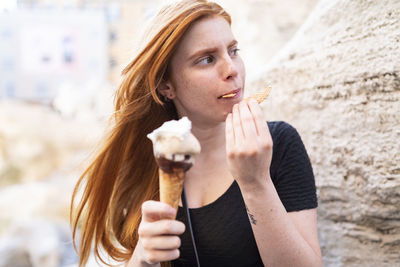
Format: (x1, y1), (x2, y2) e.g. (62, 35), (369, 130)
(218, 89), (241, 99)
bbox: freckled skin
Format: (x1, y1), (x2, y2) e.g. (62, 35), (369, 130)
(166, 16), (246, 124)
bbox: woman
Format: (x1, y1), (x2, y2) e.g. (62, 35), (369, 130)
(71, 0), (322, 266)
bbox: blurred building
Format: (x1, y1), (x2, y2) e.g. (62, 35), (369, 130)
(0, 9), (108, 104)
(0, 0), (161, 104)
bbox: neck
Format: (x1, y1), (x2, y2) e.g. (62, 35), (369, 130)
(191, 120), (226, 155)
(184, 119), (234, 206)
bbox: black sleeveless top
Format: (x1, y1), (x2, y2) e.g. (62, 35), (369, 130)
(172, 121), (318, 267)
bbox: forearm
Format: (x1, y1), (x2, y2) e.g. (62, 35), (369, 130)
(239, 179), (322, 267)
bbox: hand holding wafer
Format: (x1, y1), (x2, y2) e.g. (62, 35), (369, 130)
(225, 85), (273, 188)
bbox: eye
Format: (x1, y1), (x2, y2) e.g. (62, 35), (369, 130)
(229, 46), (240, 57)
(196, 56), (214, 65)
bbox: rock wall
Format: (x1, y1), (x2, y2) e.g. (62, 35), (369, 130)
(250, 0), (400, 266)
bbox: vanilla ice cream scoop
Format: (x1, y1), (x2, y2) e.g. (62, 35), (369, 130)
(147, 117), (201, 173)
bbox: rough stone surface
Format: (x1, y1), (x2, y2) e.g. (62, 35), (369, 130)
(250, 0), (400, 266)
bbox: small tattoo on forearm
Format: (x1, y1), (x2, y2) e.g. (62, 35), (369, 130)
(246, 205), (257, 225)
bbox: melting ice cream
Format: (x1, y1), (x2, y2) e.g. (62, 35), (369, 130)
(147, 117), (201, 173)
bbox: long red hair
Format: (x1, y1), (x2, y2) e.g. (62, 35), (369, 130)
(70, 1), (231, 266)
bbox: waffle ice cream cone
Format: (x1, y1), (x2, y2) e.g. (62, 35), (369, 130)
(147, 117), (201, 214)
(246, 86), (272, 104)
(159, 168), (185, 216)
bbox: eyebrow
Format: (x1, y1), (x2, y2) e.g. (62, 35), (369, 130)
(187, 40), (238, 61)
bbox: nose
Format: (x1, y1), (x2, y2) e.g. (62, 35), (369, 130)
(220, 56), (238, 81)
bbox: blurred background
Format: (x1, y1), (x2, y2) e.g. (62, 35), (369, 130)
(0, 0), (399, 266)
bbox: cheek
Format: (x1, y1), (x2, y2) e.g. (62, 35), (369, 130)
(170, 69), (190, 94)
(238, 58), (246, 83)
(176, 70), (214, 96)
(172, 74), (200, 101)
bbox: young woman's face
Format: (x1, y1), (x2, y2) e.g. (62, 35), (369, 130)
(166, 15), (246, 124)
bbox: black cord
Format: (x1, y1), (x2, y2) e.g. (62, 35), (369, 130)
(182, 187), (201, 267)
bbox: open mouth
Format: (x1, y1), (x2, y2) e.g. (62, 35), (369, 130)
(218, 89), (241, 99)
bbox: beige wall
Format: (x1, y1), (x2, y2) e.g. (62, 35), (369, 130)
(250, 0), (400, 266)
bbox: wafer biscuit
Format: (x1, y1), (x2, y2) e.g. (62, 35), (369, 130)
(246, 86), (272, 104)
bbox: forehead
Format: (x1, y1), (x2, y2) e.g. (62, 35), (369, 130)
(175, 16), (234, 56)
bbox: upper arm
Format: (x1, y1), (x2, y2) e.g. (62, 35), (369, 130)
(288, 208), (321, 259)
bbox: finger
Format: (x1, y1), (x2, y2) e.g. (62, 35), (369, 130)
(238, 101), (258, 139)
(247, 99), (269, 138)
(141, 200), (176, 222)
(225, 113), (235, 147)
(141, 235), (181, 250)
(232, 104), (244, 142)
(139, 219), (186, 237)
(142, 249), (180, 264)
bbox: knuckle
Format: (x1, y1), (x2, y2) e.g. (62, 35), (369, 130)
(248, 149), (258, 157)
(261, 139), (273, 149)
(141, 201), (150, 213)
(138, 223), (149, 236)
(173, 236), (181, 248)
(143, 251), (151, 262)
(138, 224), (145, 236)
(237, 150), (246, 158)
(141, 238), (150, 249)
(261, 141), (272, 150)
(178, 221), (186, 233)
(163, 220), (173, 233)
(172, 249), (180, 260)
(260, 143), (268, 150)
(146, 253), (157, 265)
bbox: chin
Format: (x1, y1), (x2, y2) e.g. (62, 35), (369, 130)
(220, 111), (231, 122)
(203, 112), (228, 124)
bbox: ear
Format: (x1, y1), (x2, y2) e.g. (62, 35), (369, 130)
(158, 79), (176, 100)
